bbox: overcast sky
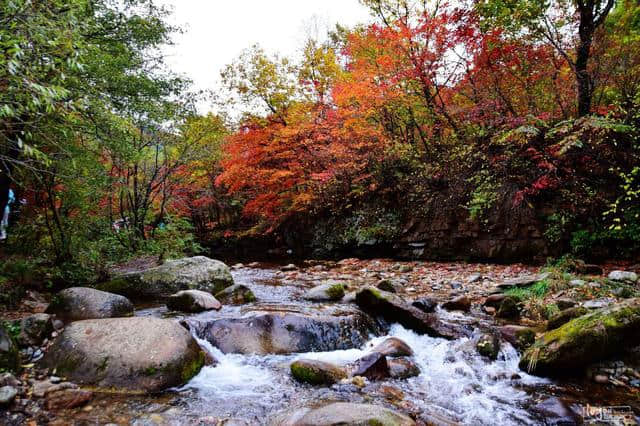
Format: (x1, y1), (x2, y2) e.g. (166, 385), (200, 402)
(158, 1), (372, 112)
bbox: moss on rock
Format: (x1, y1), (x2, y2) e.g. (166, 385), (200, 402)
(290, 359), (346, 385)
(520, 298), (640, 376)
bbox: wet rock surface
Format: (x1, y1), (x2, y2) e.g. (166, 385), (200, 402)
(191, 307), (378, 355)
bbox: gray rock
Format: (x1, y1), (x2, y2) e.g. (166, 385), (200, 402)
(41, 317), (205, 393)
(583, 298), (615, 309)
(0, 373), (20, 387)
(215, 284), (256, 305)
(0, 386), (17, 406)
(569, 279), (586, 287)
(497, 273), (550, 290)
(191, 308), (378, 355)
(167, 290), (221, 313)
(608, 270), (638, 283)
(47, 287), (134, 321)
(303, 282), (345, 302)
(270, 402), (415, 426)
(499, 325), (535, 351)
(97, 256), (234, 300)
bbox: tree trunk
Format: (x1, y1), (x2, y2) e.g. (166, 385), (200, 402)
(576, 4), (595, 117)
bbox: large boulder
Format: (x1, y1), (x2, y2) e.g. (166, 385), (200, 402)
(47, 287), (133, 321)
(191, 308), (378, 355)
(215, 284), (256, 305)
(520, 299), (640, 376)
(0, 326), (20, 373)
(355, 287), (467, 339)
(41, 317), (205, 393)
(166, 290), (221, 313)
(290, 359), (346, 385)
(97, 256), (234, 300)
(271, 402), (415, 426)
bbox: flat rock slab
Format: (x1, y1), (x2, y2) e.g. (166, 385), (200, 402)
(41, 317), (205, 393)
(496, 273), (550, 290)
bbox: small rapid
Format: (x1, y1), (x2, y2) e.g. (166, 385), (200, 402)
(182, 322), (548, 425)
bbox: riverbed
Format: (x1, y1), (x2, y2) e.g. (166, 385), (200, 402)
(47, 261), (640, 425)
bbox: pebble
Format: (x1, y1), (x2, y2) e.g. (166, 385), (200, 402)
(569, 279), (586, 287)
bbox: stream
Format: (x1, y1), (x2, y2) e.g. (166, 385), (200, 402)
(49, 264), (638, 425)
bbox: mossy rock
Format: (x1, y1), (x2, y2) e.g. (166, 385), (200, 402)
(520, 299), (640, 376)
(97, 256), (234, 301)
(500, 325), (536, 351)
(215, 284), (256, 305)
(547, 306), (589, 331)
(41, 317), (205, 392)
(290, 359), (346, 385)
(303, 281), (346, 302)
(0, 325), (20, 373)
(496, 296), (520, 319)
(476, 333), (500, 360)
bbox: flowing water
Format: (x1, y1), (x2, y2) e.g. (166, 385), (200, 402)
(51, 264), (639, 425)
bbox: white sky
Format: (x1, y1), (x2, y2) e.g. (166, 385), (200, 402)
(159, 1), (372, 112)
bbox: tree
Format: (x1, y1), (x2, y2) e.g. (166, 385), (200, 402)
(474, 0), (616, 116)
